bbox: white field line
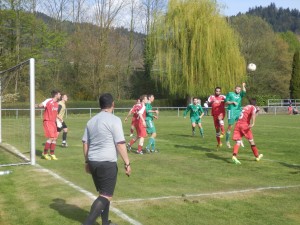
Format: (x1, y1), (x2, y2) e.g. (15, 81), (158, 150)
(113, 184), (300, 204)
(35, 164), (143, 225)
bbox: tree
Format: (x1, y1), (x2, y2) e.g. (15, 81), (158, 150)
(230, 15), (292, 98)
(290, 50), (300, 99)
(150, 0), (246, 98)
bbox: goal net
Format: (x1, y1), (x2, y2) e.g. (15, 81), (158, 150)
(0, 58), (35, 167)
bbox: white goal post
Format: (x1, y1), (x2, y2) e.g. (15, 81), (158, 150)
(0, 58), (35, 166)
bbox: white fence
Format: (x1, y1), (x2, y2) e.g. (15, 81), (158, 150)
(268, 99), (300, 106)
(0, 106), (294, 119)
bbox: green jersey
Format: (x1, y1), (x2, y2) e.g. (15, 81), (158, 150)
(183, 104), (204, 118)
(225, 91), (246, 111)
(146, 103), (153, 121)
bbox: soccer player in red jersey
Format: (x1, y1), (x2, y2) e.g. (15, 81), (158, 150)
(231, 99), (263, 164)
(126, 95), (148, 154)
(36, 90), (61, 160)
(124, 99), (141, 137)
(208, 87), (226, 148)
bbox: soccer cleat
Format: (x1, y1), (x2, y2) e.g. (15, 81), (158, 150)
(151, 149), (159, 153)
(61, 142), (68, 147)
(255, 154), (263, 161)
(217, 143), (223, 149)
(226, 141), (232, 148)
(232, 156), (241, 164)
(219, 134), (224, 138)
(126, 143), (132, 152)
(41, 154), (51, 160)
(50, 154), (58, 160)
(145, 147), (150, 153)
(136, 150), (143, 155)
(129, 133), (133, 137)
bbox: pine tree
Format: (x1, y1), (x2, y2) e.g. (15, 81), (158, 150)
(290, 50), (300, 99)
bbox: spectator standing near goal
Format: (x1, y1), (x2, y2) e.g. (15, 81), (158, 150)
(82, 93), (131, 225)
(126, 95), (148, 154)
(208, 87), (226, 148)
(36, 90), (61, 160)
(145, 94), (159, 153)
(203, 101), (209, 116)
(183, 97), (204, 137)
(231, 99), (263, 164)
(124, 99), (141, 137)
(57, 94), (68, 147)
(225, 83), (246, 148)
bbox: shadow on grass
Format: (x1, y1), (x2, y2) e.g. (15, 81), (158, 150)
(205, 152), (232, 163)
(35, 149), (43, 157)
(279, 162), (300, 174)
(174, 144), (211, 152)
(50, 198), (100, 225)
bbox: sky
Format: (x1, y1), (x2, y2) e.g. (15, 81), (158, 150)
(217, 0), (300, 16)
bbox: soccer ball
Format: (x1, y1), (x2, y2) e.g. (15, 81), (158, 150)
(247, 63), (256, 72)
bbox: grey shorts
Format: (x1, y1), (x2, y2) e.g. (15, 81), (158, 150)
(88, 161), (118, 197)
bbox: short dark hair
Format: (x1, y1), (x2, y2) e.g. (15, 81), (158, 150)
(139, 94), (147, 102)
(215, 87), (221, 91)
(249, 98), (257, 106)
(51, 90), (60, 98)
(99, 93), (114, 109)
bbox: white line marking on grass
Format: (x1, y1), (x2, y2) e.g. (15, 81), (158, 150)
(112, 185), (300, 204)
(35, 164), (142, 225)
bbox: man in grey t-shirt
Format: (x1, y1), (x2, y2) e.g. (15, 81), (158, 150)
(82, 93), (131, 225)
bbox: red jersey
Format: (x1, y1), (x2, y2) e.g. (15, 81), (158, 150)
(208, 94), (226, 116)
(42, 98), (59, 122)
(131, 103), (142, 120)
(237, 105), (257, 125)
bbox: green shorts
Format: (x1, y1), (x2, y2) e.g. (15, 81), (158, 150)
(227, 109), (241, 125)
(190, 116), (201, 124)
(146, 120), (156, 134)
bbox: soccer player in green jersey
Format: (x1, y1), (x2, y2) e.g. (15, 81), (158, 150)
(225, 83), (246, 148)
(183, 97), (204, 137)
(145, 94), (159, 152)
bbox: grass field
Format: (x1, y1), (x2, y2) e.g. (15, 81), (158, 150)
(0, 111), (300, 225)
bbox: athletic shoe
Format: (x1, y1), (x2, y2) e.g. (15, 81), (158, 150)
(219, 134), (224, 138)
(136, 150), (143, 155)
(232, 156), (241, 164)
(217, 143), (223, 149)
(255, 154), (263, 161)
(41, 154), (51, 160)
(201, 134), (204, 138)
(129, 133), (133, 137)
(50, 154), (58, 160)
(61, 142), (68, 147)
(145, 147), (150, 153)
(226, 141), (232, 148)
(126, 143), (132, 152)
(151, 149), (159, 153)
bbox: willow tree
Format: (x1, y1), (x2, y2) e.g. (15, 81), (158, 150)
(150, 0), (246, 97)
